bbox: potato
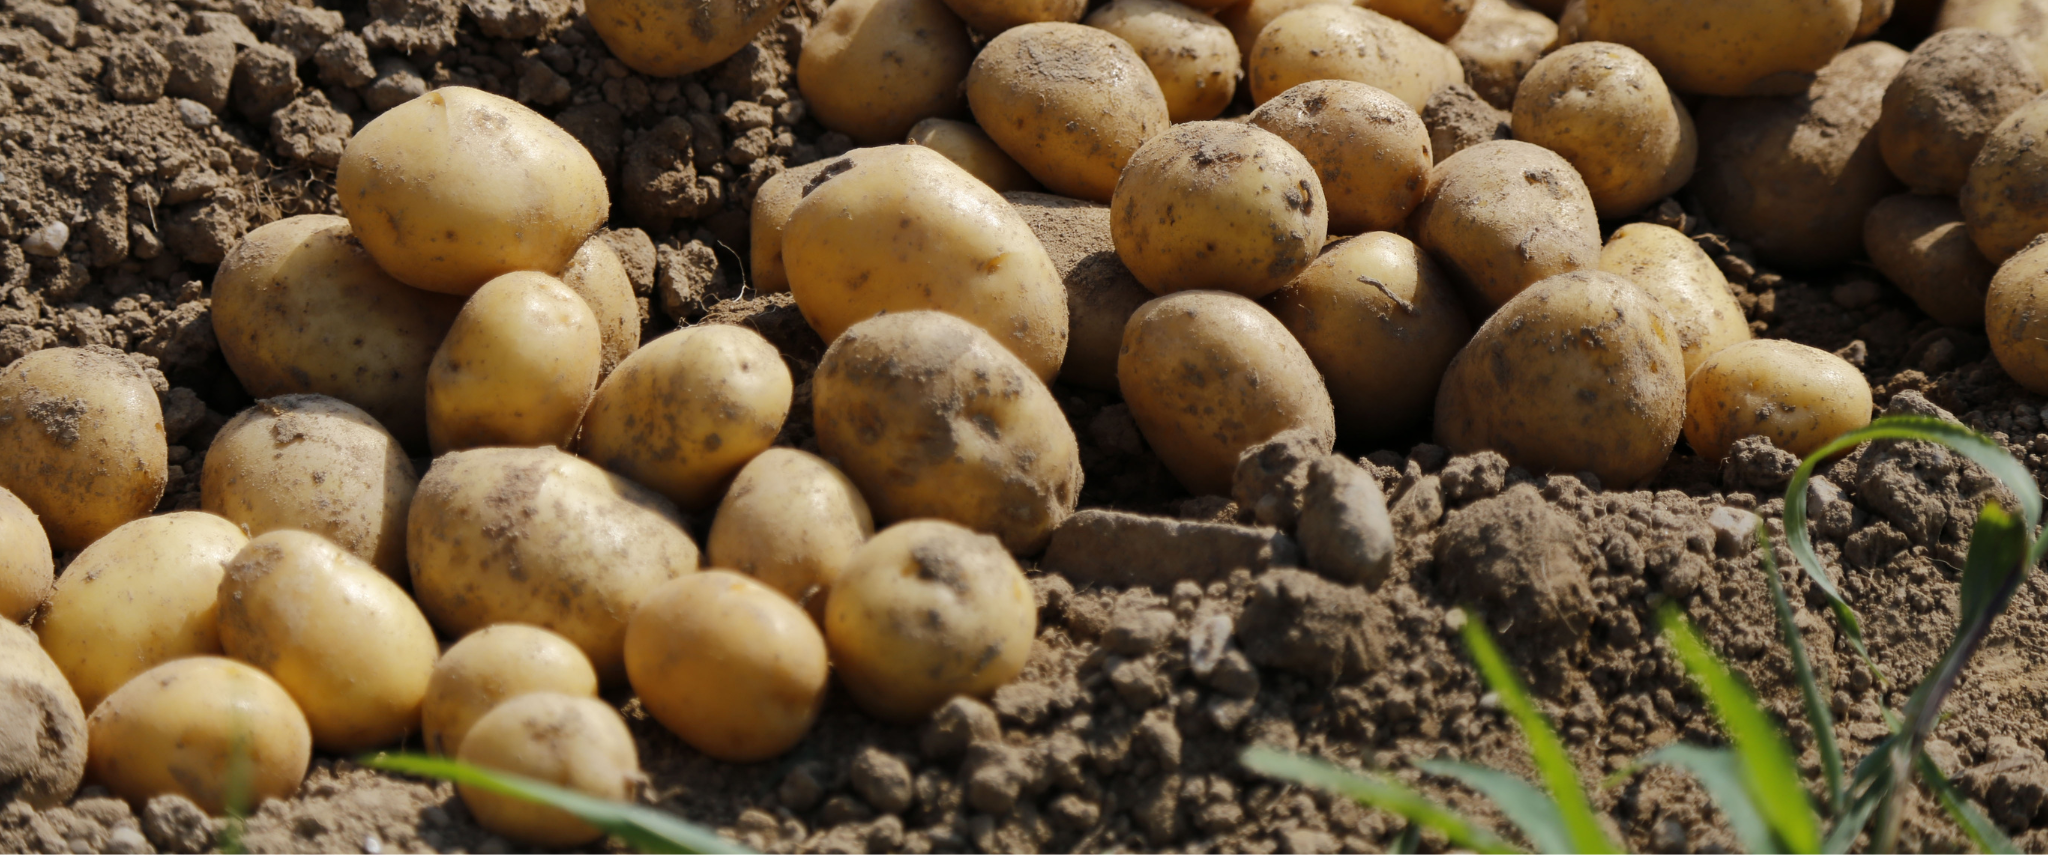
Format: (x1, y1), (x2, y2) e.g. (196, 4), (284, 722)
(1086, 0), (1241, 123)
(1435, 270), (1686, 487)
(0, 622), (85, 809)
(1410, 140), (1602, 311)
(1447, 0), (1560, 109)
(1004, 191), (1154, 391)
(1878, 30), (2041, 196)
(1865, 194), (1996, 327)
(456, 693), (643, 847)
(1683, 341), (1874, 463)
(559, 236), (642, 378)
(586, 0), (793, 76)
(33, 512), (245, 712)
(0, 346), (165, 551)
(799, 0), (974, 145)
(1267, 233), (1472, 443)
(1963, 95), (2048, 264)
(783, 145), (1069, 380)
(908, 119), (1039, 193)
(1556, 0), (1586, 43)
(578, 324), (791, 512)
(1120, 291), (1337, 495)
(1582, 0), (1861, 97)
(705, 448), (873, 615)
(1694, 42), (1908, 269)
(1364, 0), (1473, 40)
(1937, 0), (2048, 89)
(337, 87), (608, 296)
(1110, 122), (1328, 299)
(1986, 237), (2048, 393)
(1511, 42), (1697, 219)
(409, 446), (699, 682)
(212, 214), (463, 448)
(1247, 81), (1433, 235)
(1858, 0), (1894, 38)
(202, 395), (417, 581)
(813, 312), (1081, 554)
(626, 571), (829, 761)
(1217, 0), (1345, 57)
(1598, 223), (1751, 376)
(1249, 6), (1464, 111)
(422, 625), (599, 757)
(965, 23), (1172, 202)
(749, 160), (837, 295)
(426, 271), (602, 455)
(940, 0), (1085, 34)
(86, 657), (310, 815)
(824, 520), (1036, 723)
(0, 487), (53, 622)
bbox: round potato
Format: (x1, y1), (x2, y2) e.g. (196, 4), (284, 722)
(1683, 340), (1873, 461)
(1447, 0), (1560, 109)
(705, 448), (874, 616)
(940, 0), (1085, 33)
(558, 236), (642, 379)
(1410, 140), (1602, 311)
(86, 657), (311, 816)
(1598, 223), (1751, 376)
(1878, 29), (2041, 196)
(907, 119), (1039, 193)
(1247, 80), (1433, 236)
(824, 521), (1036, 723)
(1086, 0), (1241, 123)
(337, 87), (608, 295)
(799, 0), (973, 145)
(456, 693), (643, 847)
(423, 625), (599, 757)
(1249, 6), (1464, 111)
(1865, 194), (1996, 327)
(586, 0), (794, 76)
(1512, 42), (1697, 219)
(1111, 122), (1328, 299)
(1986, 237), (2048, 393)
(0, 487), (53, 622)
(1582, 0), (1861, 97)
(1937, 0), (2048, 89)
(1004, 191), (1155, 392)
(0, 622), (86, 809)
(626, 571), (829, 761)
(427, 271), (603, 454)
(1120, 291), (1337, 496)
(1435, 270), (1686, 487)
(1963, 95), (2048, 264)
(965, 23), (1172, 202)
(1366, 0), (1473, 40)
(1217, 0), (1346, 56)
(578, 324), (791, 513)
(0, 346), (166, 551)
(813, 311), (1082, 554)
(749, 160), (837, 295)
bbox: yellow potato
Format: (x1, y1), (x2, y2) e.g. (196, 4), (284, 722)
(456, 693), (643, 847)
(1086, 0), (1241, 123)
(578, 323), (791, 513)
(1878, 30), (2040, 197)
(0, 486), (53, 622)
(965, 23), (1172, 202)
(337, 87), (608, 295)
(1364, 0), (1473, 40)
(907, 119), (1039, 193)
(0, 346), (165, 551)
(0, 622), (85, 808)
(1986, 238), (2048, 393)
(587, 0), (793, 77)
(1963, 95), (2048, 264)
(1582, 0), (1861, 96)
(1683, 340), (1873, 461)
(1446, 0), (1560, 108)
(824, 520), (1036, 723)
(426, 271), (603, 454)
(1247, 80), (1433, 235)
(1217, 0), (1346, 56)
(1410, 140), (1602, 311)
(626, 571), (829, 761)
(1865, 194), (1996, 327)
(1598, 223), (1751, 376)
(749, 160), (837, 295)
(422, 624), (599, 757)
(1005, 191), (1154, 392)
(1858, 0), (1894, 37)
(705, 448), (874, 616)
(1120, 291), (1337, 495)
(800, 0), (973, 144)
(1937, 0), (2048, 89)
(1249, 6), (1464, 111)
(86, 657), (311, 816)
(940, 0), (1085, 33)
(1511, 42), (1697, 218)
(558, 236), (642, 378)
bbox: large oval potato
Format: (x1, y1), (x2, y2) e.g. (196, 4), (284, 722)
(799, 0), (974, 145)
(1365, 0), (1473, 40)
(1512, 42), (1697, 219)
(1683, 340), (1873, 461)
(1987, 238), (2048, 393)
(1447, 0), (1560, 109)
(626, 571), (829, 760)
(558, 236), (642, 379)
(1410, 140), (1602, 311)
(749, 160), (837, 295)
(456, 693), (643, 847)
(1878, 29), (2041, 196)
(1866, 194), (1996, 327)
(86, 657), (311, 816)
(0, 346), (166, 551)
(705, 448), (874, 615)
(1249, 6), (1464, 111)
(1963, 96), (2048, 264)
(0, 486), (53, 622)
(941, 0), (1085, 33)
(1111, 122), (1328, 299)
(1247, 81), (1433, 236)
(423, 624), (599, 757)
(588, 0), (794, 76)
(965, 23), (1172, 202)
(907, 119), (1039, 193)
(1005, 191), (1154, 392)
(1086, 0), (1240, 123)
(1937, 0), (2048, 89)
(813, 311), (1081, 554)
(426, 271), (603, 454)
(0, 622), (86, 809)
(1598, 223), (1751, 376)
(1582, 0), (1861, 97)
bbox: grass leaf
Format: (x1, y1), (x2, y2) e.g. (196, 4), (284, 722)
(1757, 524), (1846, 815)
(1632, 744), (1777, 854)
(1415, 759), (1572, 854)
(1902, 503), (2029, 741)
(1240, 747), (1520, 854)
(1916, 749), (2019, 855)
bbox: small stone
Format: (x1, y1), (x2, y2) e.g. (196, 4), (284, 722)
(1102, 607), (1175, 655)
(920, 697), (999, 760)
(104, 826), (152, 854)
(1231, 428), (1327, 529)
(1706, 506), (1760, 557)
(1186, 613), (1233, 678)
(24, 222), (69, 257)
(174, 99), (216, 129)
(1296, 456), (1395, 588)
(850, 748), (914, 814)
(1041, 510), (1301, 590)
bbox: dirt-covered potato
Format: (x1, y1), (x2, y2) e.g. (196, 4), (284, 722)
(0, 622), (85, 809)
(337, 87), (608, 296)
(0, 346), (165, 551)
(212, 214), (463, 448)
(1865, 194), (1996, 327)
(1120, 291), (1337, 495)
(423, 625), (599, 757)
(1410, 140), (1602, 311)
(1218, 0), (1345, 57)
(1366, 0), (1473, 40)
(426, 271), (602, 455)
(626, 571), (829, 761)
(1447, 0), (1560, 109)
(1582, 0), (1861, 97)
(1511, 42), (1697, 219)
(1086, 0), (1240, 123)
(784, 145), (1068, 380)
(965, 23), (1172, 202)
(1598, 223), (1751, 376)
(941, 0), (1085, 33)
(558, 236), (642, 378)
(1964, 96), (2048, 264)
(587, 0), (794, 76)
(578, 324), (791, 512)
(1694, 42), (1909, 269)
(813, 312), (1081, 554)
(86, 657), (311, 815)
(1937, 0), (2048, 89)
(705, 448), (874, 615)
(1435, 270), (1686, 487)
(1683, 340), (1873, 461)
(0, 487), (52, 622)
(749, 160), (836, 295)
(1878, 30), (2040, 196)
(1248, 81), (1432, 236)
(824, 520), (1036, 723)
(34, 512), (245, 712)
(409, 446), (700, 682)
(1859, 0), (1894, 37)
(1004, 192), (1153, 392)
(907, 119), (1038, 193)
(1111, 122), (1328, 299)
(456, 693), (644, 847)
(799, 0), (973, 144)
(1249, 6), (1464, 111)
(1986, 237), (2048, 393)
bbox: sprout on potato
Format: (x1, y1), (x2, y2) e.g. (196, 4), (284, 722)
(0, 346), (167, 551)
(423, 624), (600, 758)
(86, 657), (312, 816)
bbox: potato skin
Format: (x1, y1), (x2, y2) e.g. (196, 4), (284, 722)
(1447, 0), (1560, 109)
(1110, 122), (1328, 299)
(0, 346), (166, 550)
(748, 160), (836, 295)
(1511, 42), (1697, 219)
(1937, 0), (2048, 89)
(1086, 0), (1241, 123)
(1683, 340), (1873, 462)
(1878, 30), (2040, 196)
(1434, 270), (1686, 487)
(1365, 0), (1473, 40)
(457, 693), (643, 847)
(907, 119), (1039, 193)
(1410, 140), (1602, 311)
(1598, 223), (1751, 376)
(1248, 81), (1432, 236)
(558, 236), (642, 379)
(427, 271), (603, 455)
(586, 0), (794, 77)
(423, 625), (599, 758)
(0, 622), (86, 809)
(940, 0), (1086, 34)
(1004, 191), (1154, 392)
(1217, 0), (1346, 56)
(0, 486), (53, 623)
(86, 657), (311, 816)
(813, 312), (1082, 554)
(1865, 194), (1996, 327)
(965, 23), (1172, 202)
(626, 571), (829, 761)
(799, 0), (973, 144)
(1249, 6), (1464, 111)
(705, 448), (874, 615)
(1582, 0), (1861, 97)
(1986, 237), (2048, 393)
(1963, 96), (2048, 264)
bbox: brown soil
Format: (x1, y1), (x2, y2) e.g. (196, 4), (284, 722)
(4, 2), (2048, 853)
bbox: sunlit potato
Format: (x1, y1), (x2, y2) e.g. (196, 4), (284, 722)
(86, 657), (312, 816)
(422, 624), (599, 757)
(0, 346), (166, 551)
(1683, 340), (1874, 461)
(705, 448), (874, 618)
(426, 271), (603, 454)
(965, 22), (1172, 202)
(455, 693), (645, 846)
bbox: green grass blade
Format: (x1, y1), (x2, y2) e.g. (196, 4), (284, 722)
(1415, 759), (1573, 854)
(361, 753), (751, 854)
(1903, 504), (2029, 741)
(1241, 747), (1521, 854)
(1634, 744), (1777, 854)
(1917, 749), (2018, 854)
(1824, 742), (1904, 855)
(1757, 524), (1845, 816)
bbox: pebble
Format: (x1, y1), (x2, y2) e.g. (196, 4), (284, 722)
(1706, 506), (1761, 557)
(174, 99), (215, 128)
(23, 222), (68, 257)
(1186, 614), (1233, 677)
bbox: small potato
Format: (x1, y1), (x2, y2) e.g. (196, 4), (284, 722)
(1859, 0), (1894, 38)
(1217, 0), (1346, 57)
(1963, 96), (2048, 264)
(0, 346), (165, 551)
(941, 0), (1085, 34)
(1364, 0), (1473, 40)
(0, 622), (85, 808)
(1447, 0), (1560, 109)
(749, 160), (837, 294)
(423, 625), (599, 757)
(1086, 0), (1241, 123)
(86, 657), (311, 816)
(1512, 42), (1697, 219)
(220, 530), (439, 752)
(1249, 6), (1464, 111)
(1120, 291), (1337, 495)
(1986, 238), (2048, 393)
(799, 0), (974, 144)
(426, 272), (603, 455)
(337, 87), (608, 295)
(1878, 30), (2041, 196)
(784, 145), (1069, 380)
(965, 23), (1172, 202)
(1937, 0), (2048, 89)
(1410, 140), (1602, 311)
(1267, 233), (1473, 443)
(578, 324), (791, 512)
(558, 236), (642, 378)
(1865, 194), (1996, 327)
(1684, 341), (1873, 461)
(1435, 270), (1686, 487)
(34, 512), (246, 712)
(1004, 191), (1154, 391)
(587, 0), (791, 76)
(907, 119), (1039, 193)
(813, 312), (1081, 554)
(1247, 80), (1433, 235)
(824, 521), (1036, 723)
(706, 448), (874, 614)
(0, 487), (53, 622)
(456, 693), (644, 847)
(1598, 223), (1751, 376)
(409, 446), (699, 682)
(1110, 122), (1328, 299)
(626, 571), (829, 761)
(1582, 0), (1861, 97)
